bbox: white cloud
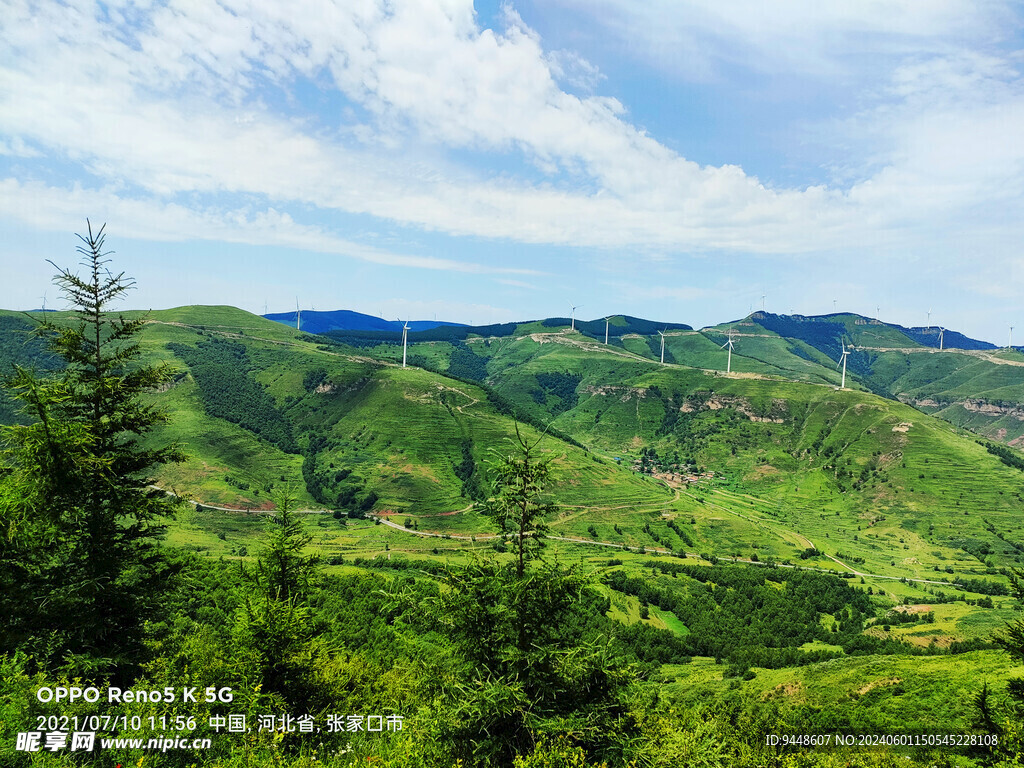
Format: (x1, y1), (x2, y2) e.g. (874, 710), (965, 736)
(546, 0), (1013, 81)
(0, 178), (539, 275)
(546, 49), (605, 93)
(0, 0), (854, 255)
(0, 135), (39, 157)
(0, 0), (1021, 283)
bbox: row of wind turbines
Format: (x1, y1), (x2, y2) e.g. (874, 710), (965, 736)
(293, 298), (1016, 382)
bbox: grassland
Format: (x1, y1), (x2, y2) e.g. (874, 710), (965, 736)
(4, 306), (1021, 585)
(4, 305), (1023, 687)
(660, 649), (1016, 736)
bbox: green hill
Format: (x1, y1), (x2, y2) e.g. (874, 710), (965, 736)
(4, 305), (1023, 583)
(107, 308), (663, 520)
(739, 312), (1024, 446)
(5, 302), (1024, 768)
(299, 318), (1024, 585)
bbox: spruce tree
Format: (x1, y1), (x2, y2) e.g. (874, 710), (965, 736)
(0, 221), (182, 675)
(482, 423), (556, 578)
(235, 489), (330, 711)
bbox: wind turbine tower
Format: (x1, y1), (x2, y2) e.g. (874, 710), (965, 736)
(1011, 326), (1015, 351)
(721, 330), (735, 374)
(569, 303), (581, 332)
(296, 298), (301, 332)
(838, 343), (851, 389)
(938, 327), (945, 350)
(658, 330), (666, 365)
(927, 308), (932, 328)
(604, 316), (612, 345)
(401, 320), (410, 368)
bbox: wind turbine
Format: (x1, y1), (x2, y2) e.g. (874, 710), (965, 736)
(761, 293), (766, 312)
(604, 316), (613, 345)
(721, 330), (735, 374)
(401, 320), (410, 368)
(938, 327), (945, 350)
(833, 299), (837, 313)
(40, 292), (46, 312)
(837, 343), (850, 389)
(569, 302), (582, 331)
(876, 305), (880, 322)
(1011, 326), (1016, 351)
(927, 308), (932, 328)
(658, 329), (666, 365)
(295, 298), (301, 332)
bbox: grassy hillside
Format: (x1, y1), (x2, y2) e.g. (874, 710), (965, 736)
(334, 325), (1024, 582)
(0, 311), (63, 423)
(7, 302), (1024, 768)
(746, 311), (1024, 446)
(3, 306), (1021, 583)
(127, 308), (665, 522)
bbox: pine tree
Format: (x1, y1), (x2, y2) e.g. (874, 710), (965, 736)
(0, 222), (182, 675)
(482, 423), (557, 578)
(235, 489), (330, 710)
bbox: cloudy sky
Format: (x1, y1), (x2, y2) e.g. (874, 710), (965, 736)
(1, 0), (1022, 342)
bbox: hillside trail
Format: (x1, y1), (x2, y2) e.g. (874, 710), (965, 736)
(433, 383), (481, 414)
(168, 483), (947, 588)
(854, 345), (1024, 366)
(376, 512), (950, 589)
(517, 330), (654, 364)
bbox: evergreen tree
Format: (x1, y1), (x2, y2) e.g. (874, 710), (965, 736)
(428, 559), (630, 766)
(995, 569), (1024, 705)
(245, 488), (319, 602)
(234, 489), (333, 711)
(0, 222), (182, 675)
(402, 426), (636, 766)
(482, 423), (557, 578)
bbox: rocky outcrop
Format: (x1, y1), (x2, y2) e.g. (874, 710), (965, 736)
(901, 396), (1024, 420)
(682, 394), (787, 423)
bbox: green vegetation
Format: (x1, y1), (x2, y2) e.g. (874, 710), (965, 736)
(167, 337), (297, 452)
(481, 425), (556, 577)
(4, 237), (1024, 766)
(0, 223), (184, 675)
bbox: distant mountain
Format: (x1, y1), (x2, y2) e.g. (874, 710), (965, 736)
(320, 314), (694, 347)
(263, 309), (465, 335)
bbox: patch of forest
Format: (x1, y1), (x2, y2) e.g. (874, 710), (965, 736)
(167, 338), (298, 452)
(606, 562), (994, 671)
(0, 315), (62, 424)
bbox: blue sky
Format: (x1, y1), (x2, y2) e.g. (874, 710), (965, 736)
(2, 0), (1022, 344)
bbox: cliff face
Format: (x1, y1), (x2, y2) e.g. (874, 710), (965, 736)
(901, 397), (1024, 420)
(961, 400), (1024, 419)
(899, 396), (1024, 447)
